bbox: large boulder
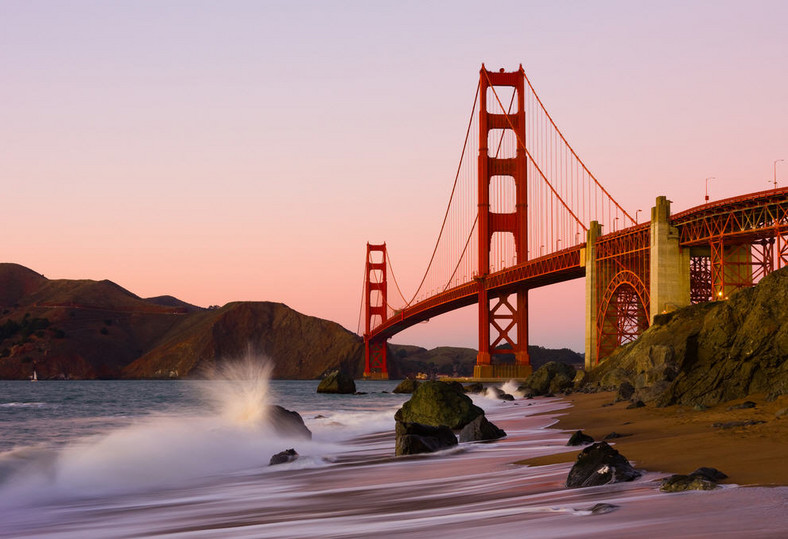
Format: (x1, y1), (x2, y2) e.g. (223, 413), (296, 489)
(269, 405), (312, 439)
(395, 421), (458, 456)
(394, 380), (484, 429)
(458, 415), (506, 442)
(317, 370), (356, 394)
(565, 442), (641, 488)
(520, 361), (576, 396)
(393, 378), (421, 394)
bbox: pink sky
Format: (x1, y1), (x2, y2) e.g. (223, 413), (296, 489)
(2, 1), (787, 352)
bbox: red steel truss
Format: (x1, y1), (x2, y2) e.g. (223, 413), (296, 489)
(593, 223), (650, 363)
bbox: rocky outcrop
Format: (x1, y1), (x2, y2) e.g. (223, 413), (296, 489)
(519, 361), (576, 396)
(565, 442), (641, 488)
(586, 267), (788, 407)
(392, 378), (421, 394)
(316, 370), (356, 394)
(269, 405), (312, 439)
(395, 421), (458, 456)
(458, 415), (506, 442)
(395, 381), (484, 430)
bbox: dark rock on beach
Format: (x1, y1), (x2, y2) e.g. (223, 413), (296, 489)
(458, 414), (506, 442)
(395, 380), (484, 430)
(392, 378), (421, 394)
(727, 401), (756, 410)
(269, 448), (299, 466)
(395, 421), (458, 456)
(269, 405), (312, 439)
(660, 474), (718, 492)
(316, 370), (356, 394)
(690, 467), (728, 482)
(566, 430), (594, 446)
(565, 442), (641, 488)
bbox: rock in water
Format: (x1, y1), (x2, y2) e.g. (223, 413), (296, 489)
(463, 382), (485, 394)
(392, 378), (421, 394)
(269, 405), (312, 439)
(660, 474), (718, 492)
(394, 381), (484, 429)
(566, 430), (594, 446)
(565, 442), (641, 488)
(458, 415), (506, 442)
(521, 361), (576, 396)
(316, 370), (356, 394)
(269, 448), (299, 466)
(689, 467), (728, 481)
(395, 421), (458, 456)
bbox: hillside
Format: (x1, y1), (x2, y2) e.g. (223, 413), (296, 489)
(388, 343), (583, 378)
(122, 302), (363, 379)
(0, 264), (361, 380)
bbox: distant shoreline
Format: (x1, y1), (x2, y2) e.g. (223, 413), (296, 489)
(517, 391), (788, 487)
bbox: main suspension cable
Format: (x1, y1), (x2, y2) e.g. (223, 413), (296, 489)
(398, 81), (480, 307)
(520, 68), (636, 225)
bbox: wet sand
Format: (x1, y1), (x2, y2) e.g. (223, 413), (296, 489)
(519, 392), (788, 486)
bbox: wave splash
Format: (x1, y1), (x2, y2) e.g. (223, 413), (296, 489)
(0, 355), (326, 507)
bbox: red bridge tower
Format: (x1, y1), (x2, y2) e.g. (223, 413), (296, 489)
(474, 65), (531, 378)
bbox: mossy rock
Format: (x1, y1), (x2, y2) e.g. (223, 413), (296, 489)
(394, 380), (483, 429)
(316, 370), (356, 394)
(393, 378), (421, 394)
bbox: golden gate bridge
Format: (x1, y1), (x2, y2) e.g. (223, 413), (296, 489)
(359, 65), (788, 379)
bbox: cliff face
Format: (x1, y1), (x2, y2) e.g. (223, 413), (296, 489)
(0, 264), (362, 380)
(589, 266), (788, 406)
(122, 302), (363, 379)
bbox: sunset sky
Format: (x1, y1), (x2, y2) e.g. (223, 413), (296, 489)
(2, 1), (787, 352)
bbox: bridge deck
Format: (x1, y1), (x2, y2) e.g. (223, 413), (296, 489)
(371, 245), (585, 340)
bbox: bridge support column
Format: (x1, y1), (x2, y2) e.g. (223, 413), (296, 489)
(584, 221), (602, 370)
(649, 196), (690, 322)
(363, 243), (389, 379)
(473, 65), (531, 380)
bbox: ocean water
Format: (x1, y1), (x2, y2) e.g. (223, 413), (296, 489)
(0, 367), (786, 538)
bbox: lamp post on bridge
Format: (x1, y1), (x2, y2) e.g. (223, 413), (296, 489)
(774, 160), (784, 189)
(635, 209), (642, 224)
(705, 177), (715, 202)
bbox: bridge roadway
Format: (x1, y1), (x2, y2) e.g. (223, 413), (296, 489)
(371, 246), (585, 340)
(369, 187), (788, 344)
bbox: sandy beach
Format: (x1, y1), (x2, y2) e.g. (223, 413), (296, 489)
(520, 391), (788, 486)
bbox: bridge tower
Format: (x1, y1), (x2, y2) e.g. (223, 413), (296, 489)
(363, 243), (389, 379)
(474, 65), (531, 379)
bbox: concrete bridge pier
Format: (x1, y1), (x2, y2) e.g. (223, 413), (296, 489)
(649, 196), (690, 322)
(583, 221), (602, 370)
